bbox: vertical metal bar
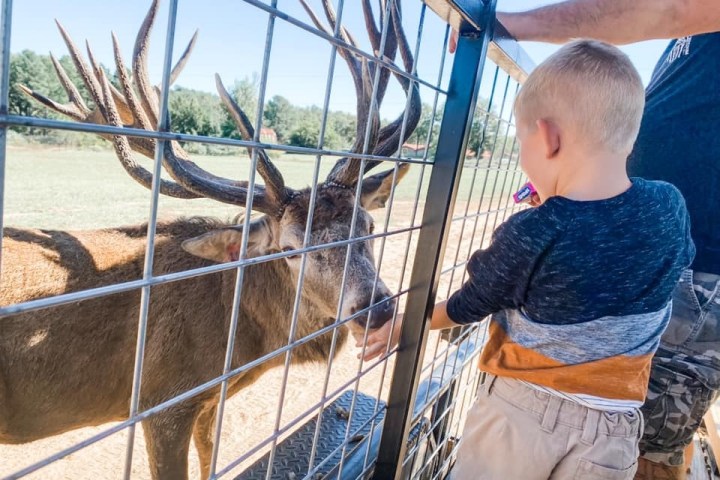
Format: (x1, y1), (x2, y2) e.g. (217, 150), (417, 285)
(374, 1), (496, 476)
(444, 66), (499, 298)
(209, 2), (279, 477)
(122, 1), (180, 478)
(384, 26), (450, 465)
(334, 0), (396, 474)
(0, 0), (12, 280)
(304, 31), (346, 480)
(360, 4), (434, 473)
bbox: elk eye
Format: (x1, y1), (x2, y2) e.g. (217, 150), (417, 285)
(282, 247), (301, 260)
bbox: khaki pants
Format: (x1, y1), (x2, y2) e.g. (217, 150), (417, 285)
(451, 375), (643, 480)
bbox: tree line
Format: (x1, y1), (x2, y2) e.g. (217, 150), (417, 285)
(9, 49), (515, 160)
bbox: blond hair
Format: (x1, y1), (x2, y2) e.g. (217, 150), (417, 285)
(514, 39), (645, 154)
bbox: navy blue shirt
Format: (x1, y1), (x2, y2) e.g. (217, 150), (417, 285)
(447, 178), (695, 325)
(628, 33), (720, 275)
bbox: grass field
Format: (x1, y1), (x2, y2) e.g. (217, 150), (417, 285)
(3, 144), (516, 231)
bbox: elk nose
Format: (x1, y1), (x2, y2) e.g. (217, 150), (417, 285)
(365, 296), (396, 329)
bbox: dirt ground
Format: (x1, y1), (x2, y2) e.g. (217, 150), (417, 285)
(0, 199), (507, 480)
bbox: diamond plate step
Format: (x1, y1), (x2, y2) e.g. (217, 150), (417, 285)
(234, 391), (386, 480)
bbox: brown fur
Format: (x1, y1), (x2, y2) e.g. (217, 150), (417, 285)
(0, 171), (402, 480)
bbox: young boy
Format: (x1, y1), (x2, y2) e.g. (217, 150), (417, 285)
(361, 40), (695, 479)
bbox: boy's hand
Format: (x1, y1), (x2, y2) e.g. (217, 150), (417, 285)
(357, 313), (404, 361)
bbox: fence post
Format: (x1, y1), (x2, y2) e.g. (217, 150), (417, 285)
(373, 1), (497, 478)
(0, 0), (13, 279)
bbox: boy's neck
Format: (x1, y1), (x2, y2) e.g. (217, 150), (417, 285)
(553, 151), (632, 201)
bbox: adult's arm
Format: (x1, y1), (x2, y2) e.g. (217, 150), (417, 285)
(497, 0), (720, 45)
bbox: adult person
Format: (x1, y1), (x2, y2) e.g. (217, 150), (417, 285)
(449, 1), (720, 478)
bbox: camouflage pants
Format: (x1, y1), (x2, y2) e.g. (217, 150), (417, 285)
(640, 269), (720, 466)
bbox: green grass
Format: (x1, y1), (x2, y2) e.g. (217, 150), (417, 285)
(3, 144), (516, 230)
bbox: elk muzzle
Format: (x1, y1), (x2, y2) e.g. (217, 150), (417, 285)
(351, 293), (396, 330)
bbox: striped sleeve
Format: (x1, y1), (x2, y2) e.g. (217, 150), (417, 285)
(446, 208), (561, 325)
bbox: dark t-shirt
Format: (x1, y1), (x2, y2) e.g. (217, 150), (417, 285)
(628, 33), (720, 275)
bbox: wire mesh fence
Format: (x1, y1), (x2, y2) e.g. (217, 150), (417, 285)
(0, 0), (532, 479)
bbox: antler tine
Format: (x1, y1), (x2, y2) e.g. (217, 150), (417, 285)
(112, 31), (154, 135)
(132, 4), (200, 124)
(360, 0), (381, 50)
(55, 20), (107, 115)
(322, 0), (410, 187)
(92, 55), (127, 115)
(215, 74), (289, 206)
(359, 0), (397, 109)
(133, 0), (161, 128)
(317, 0), (393, 107)
(299, 0), (378, 175)
(168, 30), (199, 87)
(97, 69), (200, 199)
(17, 83), (84, 120)
(371, 0), (421, 160)
(22, 50), (91, 121)
(49, 53), (89, 117)
(85, 39), (135, 126)
(299, 0), (360, 81)
(321, 0), (384, 152)
(158, 130), (283, 215)
(319, 0), (355, 47)
(390, 0), (412, 72)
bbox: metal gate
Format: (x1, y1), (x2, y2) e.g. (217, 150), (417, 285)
(0, 0), (533, 478)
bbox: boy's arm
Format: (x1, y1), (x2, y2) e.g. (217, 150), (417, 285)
(444, 209), (557, 325)
(360, 301), (460, 361)
(360, 209), (558, 361)
(498, 0), (720, 45)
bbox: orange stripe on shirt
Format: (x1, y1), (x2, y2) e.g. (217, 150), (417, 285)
(479, 322), (652, 402)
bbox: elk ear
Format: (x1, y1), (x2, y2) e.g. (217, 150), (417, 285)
(182, 216), (274, 262)
(360, 163), (410, 210)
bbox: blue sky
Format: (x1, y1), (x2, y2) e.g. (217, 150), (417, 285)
(10, 1), (669, 117)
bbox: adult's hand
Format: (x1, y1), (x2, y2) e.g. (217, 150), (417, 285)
(449, 29), (459, 53)
(495, 1), (720, 45)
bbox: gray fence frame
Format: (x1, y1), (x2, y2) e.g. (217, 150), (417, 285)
(375, 1), (534, 477)
(0, 0), (534, 478)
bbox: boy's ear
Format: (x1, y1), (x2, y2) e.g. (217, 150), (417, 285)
(537, 119), (561, 159)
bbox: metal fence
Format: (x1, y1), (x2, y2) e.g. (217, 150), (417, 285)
(0, 0), (532, 479)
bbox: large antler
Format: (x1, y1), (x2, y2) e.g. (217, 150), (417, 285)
(299, 0), (421, 187)
(20, 0), (293, 217)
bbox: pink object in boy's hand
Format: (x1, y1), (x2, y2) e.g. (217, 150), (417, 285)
(513, 182), (537, 204)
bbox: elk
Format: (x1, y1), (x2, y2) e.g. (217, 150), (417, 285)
(2, 1), (420, 479)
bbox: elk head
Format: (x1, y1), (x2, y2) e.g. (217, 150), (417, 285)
(20, 0), (421, 329)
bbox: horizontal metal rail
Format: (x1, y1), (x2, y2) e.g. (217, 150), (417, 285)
(0, 224), (419, 318)
(0, 115), (430, 167)
(240, 0), (448, 95)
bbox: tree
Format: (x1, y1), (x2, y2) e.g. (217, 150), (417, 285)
(327, 111), (356, 149)
(467, 98), (500, 159)
(9, 51), (61, 133)
(221, 74), (260, 139)
(402, 102), (443, 157)
(169, 87), (224, 137)
(8, 51), (392, 155)
(264, 95), (298, 143)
